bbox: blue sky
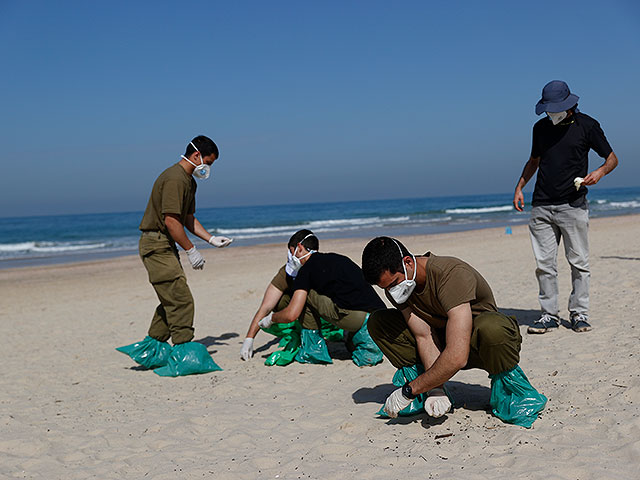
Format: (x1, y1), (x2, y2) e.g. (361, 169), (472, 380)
(1, 0), (639, 216)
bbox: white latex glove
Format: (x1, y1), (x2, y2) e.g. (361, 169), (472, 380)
(424, 388), (452, 418)
(209, 235), (233, 248)
(240, 337), (254, 361)
(186, 246), (205, 270)
(574, 177), (584, 191)
(258, 313), (273, 329)
(383, 388), (413, 418)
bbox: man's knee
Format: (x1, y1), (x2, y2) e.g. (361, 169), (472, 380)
(475, 312), (520, 344)
(473, 312), (521, 374)
(368, 308), (406, 342)
(368, 308), (417, 369)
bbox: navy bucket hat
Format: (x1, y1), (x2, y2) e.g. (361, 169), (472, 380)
(535, 80), (579, 115)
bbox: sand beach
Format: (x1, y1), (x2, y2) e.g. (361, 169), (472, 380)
(1, 214), (639, 479)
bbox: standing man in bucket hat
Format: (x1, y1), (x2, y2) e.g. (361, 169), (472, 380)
(513, 80), (618, 334)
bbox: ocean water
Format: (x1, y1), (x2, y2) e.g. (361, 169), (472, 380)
(1, 186), (639, 269)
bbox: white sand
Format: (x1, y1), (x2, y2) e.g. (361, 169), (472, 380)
(1, 214), (639, 479)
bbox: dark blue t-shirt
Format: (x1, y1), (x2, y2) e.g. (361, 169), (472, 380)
(531, 112), (612, 206)
(293, 252), (385, 312)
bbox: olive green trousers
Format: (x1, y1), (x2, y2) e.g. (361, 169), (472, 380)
(277, 291), (367, 333)
(139, 231), (194, 345)
(368, 308), (522, 375)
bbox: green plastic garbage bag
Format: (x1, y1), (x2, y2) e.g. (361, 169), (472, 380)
(320, 320), (345, 343)
(263, 321), (302, 366)
(261, 318), (343, 366)
(265, 333), (301, 366)
(116, 336), (171, 369)
(153, 342), (222, 377)
(489, 365), (547, 428)
(350, 316), (383, 367)
(377, 364), (426, 417)
(295, 329), (332, 364)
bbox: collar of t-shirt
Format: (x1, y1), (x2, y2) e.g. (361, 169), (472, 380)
(412, 251), (432, 297)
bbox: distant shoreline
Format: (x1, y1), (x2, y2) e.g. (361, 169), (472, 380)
(2, 211), (638, 271)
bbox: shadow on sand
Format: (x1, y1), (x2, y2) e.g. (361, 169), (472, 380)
(352, 380), (491, 427)
(500, 308), (540, 327)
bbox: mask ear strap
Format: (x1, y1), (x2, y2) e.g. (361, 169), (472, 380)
(181, 155), (197, 168)
(188, 142), (204, 165)
(391, 238), (415, 280)
(298, 233), (315, 251)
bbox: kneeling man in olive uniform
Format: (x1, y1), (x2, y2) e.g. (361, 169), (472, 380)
(252, 229), (384, 366)
(361, 237), (546, 427)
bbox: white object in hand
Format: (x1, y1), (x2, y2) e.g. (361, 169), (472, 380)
(424, 388), (452, 418)
(383, 387), (413, 418)
(258, 313), (273, 329)
(240, 337), (254, 361)
(574, 177), (584, 191)
(186, 246), (205, 270)
(209, 236), (233, 248)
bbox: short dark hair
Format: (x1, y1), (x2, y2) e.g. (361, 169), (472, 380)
(362, 236), (410, 285)
(185, 135), (219, 159)
(288, 229), (319, 251)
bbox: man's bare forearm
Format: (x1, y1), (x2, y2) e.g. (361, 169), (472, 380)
(516, 156), (540, 190)
(165, 214), (193, 250)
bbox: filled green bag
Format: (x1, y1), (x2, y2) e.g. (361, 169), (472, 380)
(295, 328), (332, 364)
(350, 316), (383, 367)
(116, 335), (171, 369)
(489, 365), (547, 428)
(377, 364), (426, 417)
(263, 321), (302, 366)
(153, 342), (222, 377)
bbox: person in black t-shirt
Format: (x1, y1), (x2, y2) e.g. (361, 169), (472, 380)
(513, 80), (618, 334)
(254, 229), (385, 366)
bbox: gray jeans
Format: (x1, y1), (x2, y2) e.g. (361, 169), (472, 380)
(528, 203), (590, 317)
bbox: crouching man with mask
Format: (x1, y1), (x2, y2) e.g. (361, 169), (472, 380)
(117, 135), (232, 377)
(241, 229), (384, 367)
(361, 237), (547, 428)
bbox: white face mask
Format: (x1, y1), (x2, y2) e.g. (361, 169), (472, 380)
(181, 141), (211, 180)
(387, 240), (416, 304)
(547, 111), (568, 125)
(285, 234), (316, 277)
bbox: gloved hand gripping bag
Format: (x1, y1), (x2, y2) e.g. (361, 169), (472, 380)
(377, 364), (427, 417)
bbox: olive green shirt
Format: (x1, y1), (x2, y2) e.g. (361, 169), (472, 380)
(270, 265), (294, 293)
(386, 253), (497, 329)
(139, 163), (197, 235)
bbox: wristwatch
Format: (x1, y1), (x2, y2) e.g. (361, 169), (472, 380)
(402, 382), (416, 400)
